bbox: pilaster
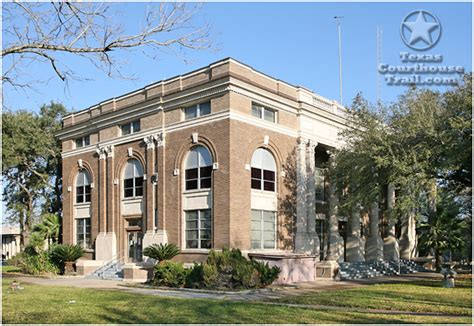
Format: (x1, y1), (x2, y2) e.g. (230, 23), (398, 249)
(326, 160), (344, 262)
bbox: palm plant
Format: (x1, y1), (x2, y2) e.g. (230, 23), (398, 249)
(33, 213), (60, 246)
(143, 243), (180, 265)
(419, 191), (469, 270)
(50, 244), (85, 275)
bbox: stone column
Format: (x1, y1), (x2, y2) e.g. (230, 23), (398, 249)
(306, 140), (320, 257)
(399, 211), (416, 260)
(346, 206), (365, 262)
(295, 138), (309, 253)
(144, 136), (155, 232)
(326, 166), (344, 262)
(384, 183), (399, 261)
(364, 201), (384, 261)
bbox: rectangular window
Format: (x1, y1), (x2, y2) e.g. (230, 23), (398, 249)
(184, 102), (211, 120)
(121, 120), (140, 135)
(185, 209), (212, 249)
(76, 184), (91, 203)
(251, 104), (276, 123)
(251, 210), (276, 250)
(76, 218), (91, 249)
(251, 168), (275, 192)
(75, 135), (90, 148)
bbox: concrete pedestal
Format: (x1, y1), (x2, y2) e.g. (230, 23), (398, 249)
(95, 232), (117, 261)
(383, 235), (400, 261)
(365, 235), (384, 262)
(123, 263), (154, 282)
(315, 261), (340, 279)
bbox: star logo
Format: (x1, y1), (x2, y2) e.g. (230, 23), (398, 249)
(400, 10), (441, 51)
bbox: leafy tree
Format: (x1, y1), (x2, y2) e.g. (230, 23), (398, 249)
(331, 77), (471, 260)
(32, 213), (60, 246)
(2, 103), (67, 248)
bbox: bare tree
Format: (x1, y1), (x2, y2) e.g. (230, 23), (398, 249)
(2, 1), (212, 90)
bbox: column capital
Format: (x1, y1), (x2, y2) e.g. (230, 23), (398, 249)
(154, 132), (165, 147)
(143, 135), (156, 150)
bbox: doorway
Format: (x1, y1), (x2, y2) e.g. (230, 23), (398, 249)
(127, 231), (143, 262)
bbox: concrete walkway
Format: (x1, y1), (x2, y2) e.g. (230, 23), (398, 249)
(3, 272), (443, 302)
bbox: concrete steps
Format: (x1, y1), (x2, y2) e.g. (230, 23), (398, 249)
(86, 261), (124, 281)
(339, 260), (425, 280)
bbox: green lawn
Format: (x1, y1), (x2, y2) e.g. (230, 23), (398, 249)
(2, 276), (472, 324)
(269, 275), (473, 317)
(0, 266), (22, 273)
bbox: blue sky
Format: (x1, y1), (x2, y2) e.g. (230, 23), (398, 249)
(3, 2), (471, 112)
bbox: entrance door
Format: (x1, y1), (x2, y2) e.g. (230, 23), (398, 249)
(128, 231), (143, 262)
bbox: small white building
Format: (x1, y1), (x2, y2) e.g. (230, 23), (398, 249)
(1, 226), (21, 260)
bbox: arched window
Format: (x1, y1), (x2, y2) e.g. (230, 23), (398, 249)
(123, 159), (144, 198)
(76, 170), (91, 203)
(185, 146), (212, 190)
(251, 148), (276, 192)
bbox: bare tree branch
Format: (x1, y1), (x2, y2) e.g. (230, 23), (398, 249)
(2, 2), (213, 91)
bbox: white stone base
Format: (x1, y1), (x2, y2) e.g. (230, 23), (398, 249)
(95, 232), (117, 261)
(383, 235), (400, 261)
(365, 235), (384, 261)
(142, 230), (168, 263)
(123, 262), (154, 282)
(76, 259), (105, 276)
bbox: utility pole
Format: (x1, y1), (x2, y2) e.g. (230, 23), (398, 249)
(334, 16), (344, 105)
(377, 25), (383, 106)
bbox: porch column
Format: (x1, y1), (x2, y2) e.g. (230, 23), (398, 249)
(384, 183), (400, 261)
(399, 211), (416, 260)
(306, 140), (320, 257)
(144, 136), (156, 232)
(295, 137), (309, 253)
(346, 206), (365, 262)
(326, 163), (344, 262)
(364, 201), (384, 261)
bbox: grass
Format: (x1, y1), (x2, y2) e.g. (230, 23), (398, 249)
(0, 266), (21, 273)
(269, 275), (473, 317)
(2, 276), (472, 324)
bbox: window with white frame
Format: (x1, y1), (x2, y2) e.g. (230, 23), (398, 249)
(185, 209), (211, 249)
(251, 210), (276, 249)
(184, 102), (211, 120)
(75, 135), (90, 148)
(123, 159), (144, 198)
(76, 170), (91, 203)
(76, 218), (91, 249)
(121, 120), (140, 135)
(252, 103), (276, 123)
(251, 148), (276, 192)
(185, 146), (212, 190)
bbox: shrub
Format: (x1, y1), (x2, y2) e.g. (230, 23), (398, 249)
(204, 248), (260, 289)
(143, 243), (180, 265)
(153, 261), (188, 287)
(11, 251), (59, 275)
(252, 260), (281, 286)
(185, 263), (204, 288)
(50, 244), (85, 263)
(202, 263), (219, 288)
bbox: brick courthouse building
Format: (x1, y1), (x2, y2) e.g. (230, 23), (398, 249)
(58, 58), (413, 282)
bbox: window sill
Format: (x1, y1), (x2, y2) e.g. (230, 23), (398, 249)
(181, 248), (212, 254)
(74, 203), (91, 208)
(183, 189), (211, 195)
(122, 197), (143, 202)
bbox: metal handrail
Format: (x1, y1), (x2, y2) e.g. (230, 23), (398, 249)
(91, 248), (126, 277)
